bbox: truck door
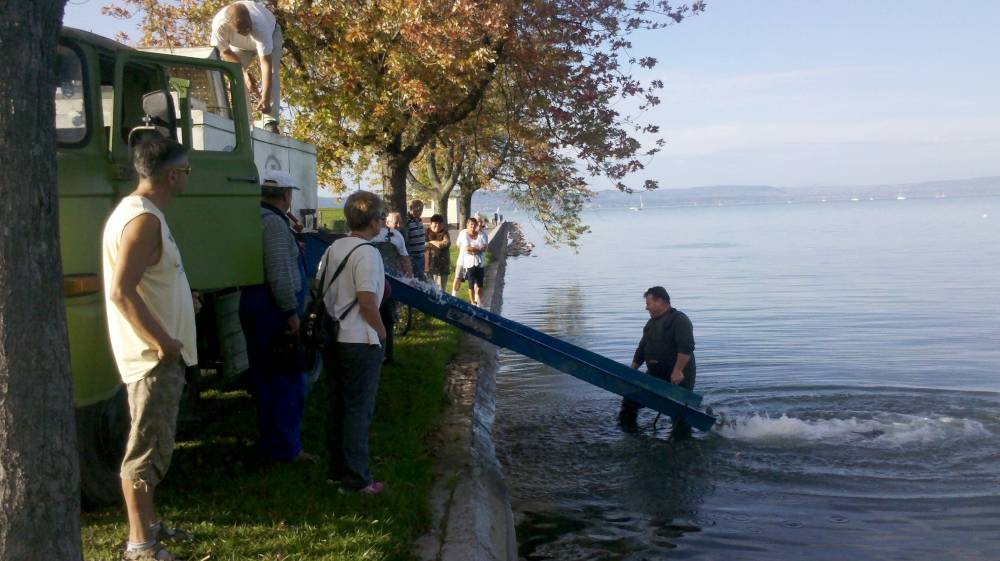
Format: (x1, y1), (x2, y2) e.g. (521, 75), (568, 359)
(55, 39), (122, 407)
(110, 51), (263, 291)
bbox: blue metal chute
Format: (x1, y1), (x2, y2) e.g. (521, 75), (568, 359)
(387, 272), (717, 432)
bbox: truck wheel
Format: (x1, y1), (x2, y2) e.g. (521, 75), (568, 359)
(76, 387), (129, 509)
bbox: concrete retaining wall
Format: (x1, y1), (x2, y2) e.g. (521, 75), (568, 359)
(415, 222), (518, 561)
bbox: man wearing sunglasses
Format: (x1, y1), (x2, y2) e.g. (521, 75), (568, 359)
(102, 137), (197, 560)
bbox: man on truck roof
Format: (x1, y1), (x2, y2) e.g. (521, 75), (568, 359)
(211, 1), (282, 132)
(102, 137), (198, 560)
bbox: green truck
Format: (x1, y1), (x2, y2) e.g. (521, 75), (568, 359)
(55, 27), (314, 505)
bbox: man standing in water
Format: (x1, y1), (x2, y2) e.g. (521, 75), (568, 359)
(618, 286), (696, 435)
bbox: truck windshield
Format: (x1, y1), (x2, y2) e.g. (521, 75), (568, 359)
(55, 45), (87, 145)
(166, 65), (238, 152)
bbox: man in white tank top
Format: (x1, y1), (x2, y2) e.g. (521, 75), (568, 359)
(102, 137), (198, 561)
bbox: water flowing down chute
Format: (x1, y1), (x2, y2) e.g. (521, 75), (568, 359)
(387, 271), (716, 431)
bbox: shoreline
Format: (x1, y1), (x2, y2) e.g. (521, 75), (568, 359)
(415, 221), (519, 561)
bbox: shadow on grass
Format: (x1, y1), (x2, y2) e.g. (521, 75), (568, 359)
(82, 318), (460, 561)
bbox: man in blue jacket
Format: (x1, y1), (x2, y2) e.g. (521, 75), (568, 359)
(239, 170), (314, 462)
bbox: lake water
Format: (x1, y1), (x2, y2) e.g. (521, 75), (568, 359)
(493, 197), (1000, 560)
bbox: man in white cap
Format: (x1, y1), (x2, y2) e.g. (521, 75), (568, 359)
(210, 2), (282, 132)
(238, 170), (315, 463)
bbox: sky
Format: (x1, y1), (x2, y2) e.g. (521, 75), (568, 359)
(63, 0), (1000, 189)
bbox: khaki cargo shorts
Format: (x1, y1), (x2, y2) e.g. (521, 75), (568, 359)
(120, 359), (186, 489)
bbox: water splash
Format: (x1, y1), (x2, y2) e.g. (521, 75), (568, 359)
(717, 412), (990, 446)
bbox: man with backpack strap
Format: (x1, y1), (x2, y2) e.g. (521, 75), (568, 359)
(315, 190), (387, 494)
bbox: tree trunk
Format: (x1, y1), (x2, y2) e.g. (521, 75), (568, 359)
(457, 178), (479, 227)
(0, 2), (83, 560)
(433, 190), (452, 225)
(381, 137), (414, 218)
(411, 145), (461, 226)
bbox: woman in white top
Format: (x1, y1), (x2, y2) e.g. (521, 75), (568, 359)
(456, 217), (488, 306)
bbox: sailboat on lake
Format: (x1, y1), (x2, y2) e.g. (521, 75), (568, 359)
(629, 195), (644, 211)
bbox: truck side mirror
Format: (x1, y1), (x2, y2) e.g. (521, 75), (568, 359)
(128, 90), (177, 149)
(142, 90), (176, 133)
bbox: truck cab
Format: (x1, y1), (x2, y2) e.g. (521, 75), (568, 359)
(56, 27), (283, 504)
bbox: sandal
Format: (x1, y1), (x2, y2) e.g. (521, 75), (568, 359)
(121, 543), (182, 561)
(154, 523), (194, 543)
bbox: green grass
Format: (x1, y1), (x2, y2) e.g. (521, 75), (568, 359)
(82, 315), (462, 560)
(317, 208), (346, 232)
(82, 241), (492, 560)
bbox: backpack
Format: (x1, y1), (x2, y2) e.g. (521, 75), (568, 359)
(300, 241), (374, 352)
(373, 229), (403, 271)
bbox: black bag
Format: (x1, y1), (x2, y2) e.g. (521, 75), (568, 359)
(301, 241), (374, 352)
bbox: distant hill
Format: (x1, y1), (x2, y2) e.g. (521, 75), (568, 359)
(472, 176), (1000, 209)
(789, 176), (1000, 201)
(591, 185), (788, 207)
(316, 176), (1000, 211)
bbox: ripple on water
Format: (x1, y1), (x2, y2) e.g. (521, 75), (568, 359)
(501, 383), (1000, 560)
(702, 385), (1000, 499)
(499, 199), (1000, 560)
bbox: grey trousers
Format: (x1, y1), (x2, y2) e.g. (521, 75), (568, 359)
(325, 342), (383, 490)
(233, 26), (282, 124)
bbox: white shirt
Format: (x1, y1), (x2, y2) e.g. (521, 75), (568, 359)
(102, 196), (197, 382)
(210, 1), (277, 56)
(316, 237), (384, 345)
(371, 227), (409, 256)
(457, 229), (488, 268)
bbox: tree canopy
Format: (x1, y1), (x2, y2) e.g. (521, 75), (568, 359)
(411, 64), (595, 247)
(106, 0), (704, 238)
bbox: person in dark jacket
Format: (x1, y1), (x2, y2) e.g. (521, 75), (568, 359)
(424, 214), (451, 292)
(239, 170), (315, 463)
(619, 286), (696, 436)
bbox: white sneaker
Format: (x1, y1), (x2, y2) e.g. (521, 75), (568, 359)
(450, 290), (456, 297)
